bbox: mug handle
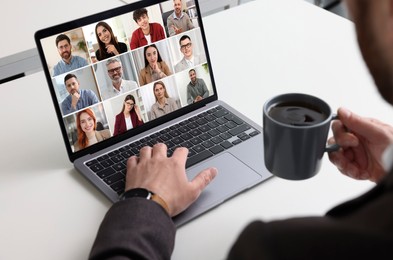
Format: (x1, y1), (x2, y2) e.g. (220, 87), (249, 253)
(325, 114), (340, 153)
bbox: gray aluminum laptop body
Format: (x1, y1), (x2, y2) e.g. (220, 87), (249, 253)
(35, 0), (272, 227)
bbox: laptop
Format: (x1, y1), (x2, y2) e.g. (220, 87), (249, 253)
(34, 0), (272, 226)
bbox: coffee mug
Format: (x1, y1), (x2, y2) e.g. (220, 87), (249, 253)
(263, 93), (338, 180)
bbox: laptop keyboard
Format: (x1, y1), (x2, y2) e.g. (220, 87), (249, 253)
(85, 106), (260, 195)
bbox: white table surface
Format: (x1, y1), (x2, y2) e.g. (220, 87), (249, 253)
(1, 0), (392, 259)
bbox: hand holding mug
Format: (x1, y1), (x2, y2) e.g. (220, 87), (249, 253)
(328, 107), (393, 182)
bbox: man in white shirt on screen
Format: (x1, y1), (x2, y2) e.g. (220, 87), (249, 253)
(102, 58), (138, 100)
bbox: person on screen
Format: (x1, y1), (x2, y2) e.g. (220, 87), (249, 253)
(130, 8), (166, 50)
(95, 21), (128, 61)
(150, 81), (179, 120)
(87, 0), (393, 259)
(174, 35), (206, 73)
(113, 94), (144, 136)
(186, 69), (209, 104)
(53, 34), (88, 76)
(138, 44), (172, 86)
(101, 58), (138, 100)
(61, 73), (99, 116)
(73, 108), (111, 152)
(167, 0), (195, 36)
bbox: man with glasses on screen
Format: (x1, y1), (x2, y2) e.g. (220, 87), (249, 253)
(174, 35), (206, 73)
(101, 58), (138, 100)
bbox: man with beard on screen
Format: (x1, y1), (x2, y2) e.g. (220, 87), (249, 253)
(53, 34), (88, 76)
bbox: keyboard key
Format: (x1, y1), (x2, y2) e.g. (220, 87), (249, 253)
(180, 141), (193, 149)
(96, 167), (116, 179)
(213, 109), (229, 118)
(111, 180), (125, 194)
(196, 118), (208, 125)
(211, 136), (223, 144)
(199, 125), (211, 132)
(221, 140), (234, 149)
(249, 130), (261, 137)
(100, 158), (114, 168)
(229, 124), (251, 136)
(219, 132), (232, 140)
(179, 126), (190, 133)
(199, 133), (211, 141)
(233, 139), (242, 145)
(225, 121), (237, 129)
(86, 159), (98, 167)
(216, 117), (228, 125)
(193, 145), (205, 153)
(208, 121), (219, 128)
(190, 137), (203, 145)
(208, 129), (220, 137)
(225, 114), (244, 125)
(97, 154), (109, 162)
(210, 145), (225, 154)
(190, 129), (202, 136)
(187, 122), (198, 129)
(186, 150), (213, 168)
(104, 172), (124, 185)
(89, 163), (104, 173)
(217, 125), (229, 133)
(113, 162), (125, 172)
(202, 140), (215, 148)
(172, 137), (184, 145)
(181, 133), (193, 140)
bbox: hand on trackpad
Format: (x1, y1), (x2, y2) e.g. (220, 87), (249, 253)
(187, 152), (262, 208)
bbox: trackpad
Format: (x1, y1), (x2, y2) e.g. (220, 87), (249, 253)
(187, 152), (262, 208)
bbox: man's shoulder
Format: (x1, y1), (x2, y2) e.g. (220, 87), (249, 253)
(72, 55), (88, 64)
(151, 22), (163, 29)
(122, 80), (138, 89)
(182, 12), (191, 19)
(167, 12), (175, 22)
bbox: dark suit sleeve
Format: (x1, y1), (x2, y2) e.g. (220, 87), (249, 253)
(89, 198), (176, 260)
(227, 174), (393, 260)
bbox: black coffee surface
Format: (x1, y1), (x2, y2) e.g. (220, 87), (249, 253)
(268, 102), (327, 126)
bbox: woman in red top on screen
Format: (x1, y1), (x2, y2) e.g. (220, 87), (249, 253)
(130, 8), (166, 50)
(113, 94), (144, 136)
(95, 21), (128, 61)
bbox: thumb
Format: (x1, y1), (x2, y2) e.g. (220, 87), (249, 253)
(190, 167), (218, 198)
(337, 107), (379, 137)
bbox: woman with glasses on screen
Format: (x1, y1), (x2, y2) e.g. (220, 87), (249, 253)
(138, 44), (172, 86)
(95, 21), (128, 61)
(74, 108), (111, 152)
(113, 94), (144, 136)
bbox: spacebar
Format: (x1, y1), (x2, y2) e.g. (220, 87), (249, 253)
(186, 150), (213, 168)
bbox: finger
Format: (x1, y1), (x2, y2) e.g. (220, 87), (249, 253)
(337, 107), (382, 139)
(171, 147), (189, 165)
(152, 143), (168, 158)
(189, 167), (218, 198)
(331, 120), (359, 147)
(127, 155), (138, 168)
(139, 146), (153, 160)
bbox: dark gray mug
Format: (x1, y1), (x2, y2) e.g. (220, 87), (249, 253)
(263, 93), (338, 180)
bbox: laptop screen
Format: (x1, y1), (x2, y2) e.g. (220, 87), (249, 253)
(35, 0), (217, 161)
